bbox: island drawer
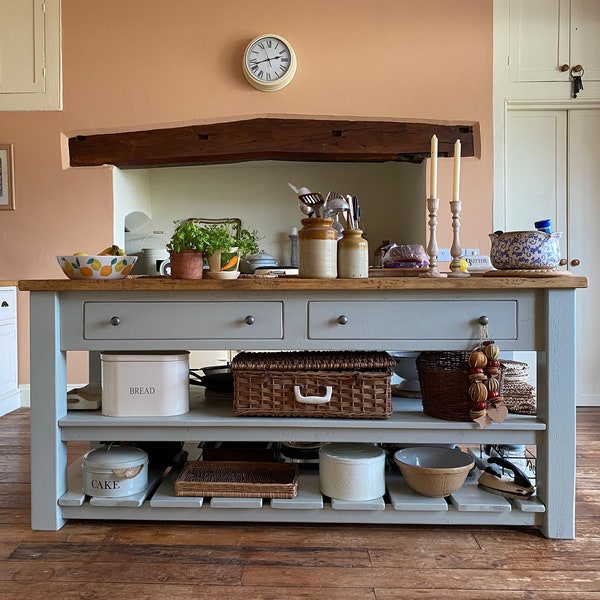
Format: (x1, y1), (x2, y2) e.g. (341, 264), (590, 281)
(307, 300), (518, 341)
(82, 301), (283, 340)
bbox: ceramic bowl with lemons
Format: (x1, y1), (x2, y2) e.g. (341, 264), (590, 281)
(57, 254), (137, 280)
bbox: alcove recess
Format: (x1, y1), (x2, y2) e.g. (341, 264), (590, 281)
(68, 117), (477, 168)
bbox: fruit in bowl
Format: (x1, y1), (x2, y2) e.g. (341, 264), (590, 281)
(57, 250), (137, 280)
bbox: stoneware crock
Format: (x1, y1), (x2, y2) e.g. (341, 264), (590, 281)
(489, 230), (562, 270)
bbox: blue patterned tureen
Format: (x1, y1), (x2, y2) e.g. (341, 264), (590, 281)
(489, 231), (562, 270)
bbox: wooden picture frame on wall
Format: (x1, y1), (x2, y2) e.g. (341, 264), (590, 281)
(0, 144), (15, 211)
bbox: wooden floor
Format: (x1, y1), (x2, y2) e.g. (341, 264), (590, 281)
(1, 408), (599, 600)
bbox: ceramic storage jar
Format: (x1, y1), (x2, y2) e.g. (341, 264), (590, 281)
(319, 442), (386, 501)
(298, 217), (338, 278)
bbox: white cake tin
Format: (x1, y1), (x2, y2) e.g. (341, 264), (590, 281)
(101, 351), (190, 417)
(82, 445), (149, 497)
(319, 442), (386, 501)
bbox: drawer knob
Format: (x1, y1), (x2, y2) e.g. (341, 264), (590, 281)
(110, 316), (121, 326)
(478, 315), (489, 325)
(244, 315), (255, 325)
(337, 315), (349, 325)
(1, 301), (8, 308)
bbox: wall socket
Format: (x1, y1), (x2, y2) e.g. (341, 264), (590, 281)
(437, 248), (479, 261)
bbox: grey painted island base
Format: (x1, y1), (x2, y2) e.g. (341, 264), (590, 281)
(21, 278), (585, 538)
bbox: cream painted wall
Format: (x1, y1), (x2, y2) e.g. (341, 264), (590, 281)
(0, 0), (493, 385)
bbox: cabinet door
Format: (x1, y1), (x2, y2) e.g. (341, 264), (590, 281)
(504, 110), (568, 257)
(0, 322), (16, 396)
(567, 109), (600, 406)
(508, 0), (570, 83)
(570, 0), (600, 83)
(0, 0), (61, 110)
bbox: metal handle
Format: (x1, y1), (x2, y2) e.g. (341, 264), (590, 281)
(1, 301), (8, 308)
(560, 64), (570, 72)
(570, 258), (581, 267)
(110, 316), (120, 326)
(337, 315), (348, 325)
(478, 315), (489, 326)
(559, 258), (568, 266)
(244, 315), (255, 325)
(293, 385), (333, 405)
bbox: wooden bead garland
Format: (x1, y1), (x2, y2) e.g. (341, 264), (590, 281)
(468, 340), (504, 422)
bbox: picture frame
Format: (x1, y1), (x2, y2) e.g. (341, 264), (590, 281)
(0, 144), (15, 211)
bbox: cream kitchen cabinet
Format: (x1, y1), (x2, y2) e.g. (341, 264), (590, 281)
(0, 286), (19, 415)
(500, 108), (600, 407)
(20, 277), (586, 538)
(495, 0), (600, 100)
(0, 0), (61, 111)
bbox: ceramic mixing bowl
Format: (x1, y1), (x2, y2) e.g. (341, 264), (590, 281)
(393, 446), (474, 497)
(57, 255), (137, 279)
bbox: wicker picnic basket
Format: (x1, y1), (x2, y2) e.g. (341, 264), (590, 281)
(416, 351), (505, 422)
(231, 350), (395, 419)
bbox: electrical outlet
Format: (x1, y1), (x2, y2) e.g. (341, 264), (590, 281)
(437, 248), (451, 261)
(463, 248), (480, 256)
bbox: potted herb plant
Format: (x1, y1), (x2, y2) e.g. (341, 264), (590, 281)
(165, 220), (209, 279)
(203, 223), (261, 275)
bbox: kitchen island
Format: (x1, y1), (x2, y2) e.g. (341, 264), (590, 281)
(19, 275), (587, 537)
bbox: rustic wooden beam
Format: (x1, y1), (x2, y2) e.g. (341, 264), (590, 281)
(68, 118), (476, 169)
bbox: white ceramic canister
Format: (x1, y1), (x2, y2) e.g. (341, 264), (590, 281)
(319, 442), (386, 501)
(101, 351), (190, 417)
(337, 229), (369, 278)
(142, 247), (169, 275)
(82, 445), (149, 497)
(298, 217), (338, 278)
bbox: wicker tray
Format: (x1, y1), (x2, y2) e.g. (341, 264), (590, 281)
(174, 461), (299, 498)
(231, 351), (395, 419)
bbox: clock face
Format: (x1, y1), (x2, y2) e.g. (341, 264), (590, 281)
(243, 34), (297, 91)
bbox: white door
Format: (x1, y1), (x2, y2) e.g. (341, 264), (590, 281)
(504, 108), (599, 405)
(567, 110), (600, 406)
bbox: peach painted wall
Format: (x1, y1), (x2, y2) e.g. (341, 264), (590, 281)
(0, 0), (493, 385)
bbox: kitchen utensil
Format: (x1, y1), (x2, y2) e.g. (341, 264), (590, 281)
(298, 192), (325, 217)
(189, 366), (234, 394)
(478, 456), (535, 499)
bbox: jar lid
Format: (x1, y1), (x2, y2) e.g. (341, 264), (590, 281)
(83, 445), (149, 469)
(319, 443), (384, 464)
(534, 219), (552, 229)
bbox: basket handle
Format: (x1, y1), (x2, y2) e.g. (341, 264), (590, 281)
(293, 385), (333, 404)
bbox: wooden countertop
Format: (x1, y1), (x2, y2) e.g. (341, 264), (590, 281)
(0, 281), (19, 287)
(18, 274), (588, 292)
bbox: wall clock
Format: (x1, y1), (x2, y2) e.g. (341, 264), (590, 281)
(242, 34), (297, 92)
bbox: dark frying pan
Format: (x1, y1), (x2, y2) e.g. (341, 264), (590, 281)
(189, 365), (234, 393)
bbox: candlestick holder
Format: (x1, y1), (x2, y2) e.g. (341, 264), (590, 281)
(448, 199), (470, 278)
(419, 197), (447, 278)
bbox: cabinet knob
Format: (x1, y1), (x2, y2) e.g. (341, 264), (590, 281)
(559, 258), (568, 266)
(110, 316), (121, 326)
(478, 315), (489, 326)
(560, 64), (570, 72)
(337, 315), (349, 325)
(1, 301), (8, 308)
(570, 258), (581, 267)
(244, 315), (255, 325)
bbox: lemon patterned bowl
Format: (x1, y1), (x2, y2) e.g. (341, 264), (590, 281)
(56, 255), (137, 280)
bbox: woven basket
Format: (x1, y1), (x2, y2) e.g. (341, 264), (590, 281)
(501, 359), (536, 415)
(416, 351), (504, 422)
(231, 351), (395, 419)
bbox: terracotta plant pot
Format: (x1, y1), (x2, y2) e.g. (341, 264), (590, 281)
(169, 250), (204, 279)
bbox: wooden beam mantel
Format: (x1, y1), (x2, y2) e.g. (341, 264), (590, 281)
(68, 117), (477, 169)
